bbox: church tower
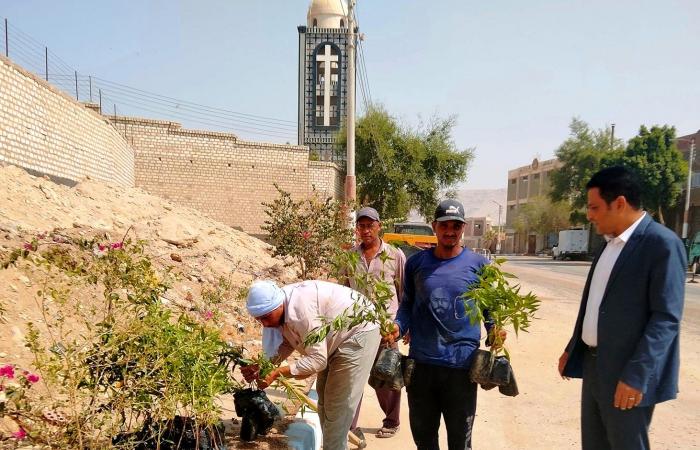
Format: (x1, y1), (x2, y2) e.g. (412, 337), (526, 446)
(298, 0), (350, 162)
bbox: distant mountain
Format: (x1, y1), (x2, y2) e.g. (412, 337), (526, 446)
(456, 188), (507, 224)
(407, 188), (507, 224)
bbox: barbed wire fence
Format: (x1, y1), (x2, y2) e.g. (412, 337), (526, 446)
(1, 18), (299, 143)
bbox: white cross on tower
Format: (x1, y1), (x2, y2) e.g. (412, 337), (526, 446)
(316, 44), (338, 127)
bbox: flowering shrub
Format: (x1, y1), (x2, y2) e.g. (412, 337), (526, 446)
(1, 233), (245, 448)
(261, 184), (353, 278)
(0, 364), (40, 442)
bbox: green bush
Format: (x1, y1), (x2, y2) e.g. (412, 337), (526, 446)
(261, 184), (353, 278)
(1, 234), (243, 448)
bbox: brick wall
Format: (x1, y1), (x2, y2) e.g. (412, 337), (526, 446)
(0, 56), (134, 186)
(114, 117), (343, 234)
(0, 54), (343, 235)
(309, 160), (344, 199)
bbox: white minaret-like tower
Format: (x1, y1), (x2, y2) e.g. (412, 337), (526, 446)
(298, 0), (351, 161)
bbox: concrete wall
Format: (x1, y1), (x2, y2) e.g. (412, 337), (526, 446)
(114, 117), (343, 234)
(0, 56), (134, 186)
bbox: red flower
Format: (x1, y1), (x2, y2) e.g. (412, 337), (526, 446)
(25, 373), (40, 384)
(98, 244), (107, 251)
(301, 231), (312, 240)
(203, 311), (214, 320)
(0, 365), (14, 379)
(111, 242), (123, 250)
(12, 428), (27, 440)
(23, 242), (34, 251)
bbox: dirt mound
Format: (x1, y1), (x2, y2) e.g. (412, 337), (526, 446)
(0, 163), (297, 370)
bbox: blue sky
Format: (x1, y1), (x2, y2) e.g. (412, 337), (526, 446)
(1, 0), (699, 189)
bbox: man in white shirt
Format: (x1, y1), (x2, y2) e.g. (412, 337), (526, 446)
(242, 279), (381, 450)
(558, 166), (686, 450)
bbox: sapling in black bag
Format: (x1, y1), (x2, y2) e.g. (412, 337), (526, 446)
(469, 349), (511, 386)
(368, 347), (405, 391)
(469, 349), (519, 397)
(233, 388), (281, 442)
(372, 347), (403, 381)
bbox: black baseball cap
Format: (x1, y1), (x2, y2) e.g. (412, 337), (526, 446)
(356, 206), (380, 222)
(434, 199), (466, 223)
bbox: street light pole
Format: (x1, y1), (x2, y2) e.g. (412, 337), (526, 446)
(682, 138), (696, 240)
(345, 0), (357, 204)
(491, 200), (503, 254)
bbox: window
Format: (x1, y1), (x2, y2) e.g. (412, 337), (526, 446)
(313, 18), (318, 27)
(509, 178), (516, 184)
(533, 173), (540, 180)
(340, 19), (345, 28)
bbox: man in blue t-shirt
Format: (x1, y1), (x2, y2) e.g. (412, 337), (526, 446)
(388, 199), (504, 450)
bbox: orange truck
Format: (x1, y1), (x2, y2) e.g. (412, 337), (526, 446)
(382, 222), (437, 257)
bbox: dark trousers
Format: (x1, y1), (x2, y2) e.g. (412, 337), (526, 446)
(406, 362), (477, 450)
(582, 349), (654, 450)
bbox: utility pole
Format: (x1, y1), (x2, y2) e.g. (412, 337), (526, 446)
(682, 137), (696, 240)
(491, 200), (503, 254)
(345, 0), (357, 204)
(611, 123), (615, 150)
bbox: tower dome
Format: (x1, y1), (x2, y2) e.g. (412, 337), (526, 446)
(307, 0), (347, 29)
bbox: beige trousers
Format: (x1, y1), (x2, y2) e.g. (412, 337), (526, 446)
(316, 328), (381, 450)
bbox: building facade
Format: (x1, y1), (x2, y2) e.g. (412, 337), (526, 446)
(667, 129), (700, 241)
(297, 0), (351, 162)
(462, 216), (493, 251)
(504, 157), (562, 254)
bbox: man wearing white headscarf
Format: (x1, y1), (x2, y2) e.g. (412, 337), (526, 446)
(241, 279), (381, 450)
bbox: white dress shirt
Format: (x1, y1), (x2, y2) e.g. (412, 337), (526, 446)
(582, 212), (646, 347)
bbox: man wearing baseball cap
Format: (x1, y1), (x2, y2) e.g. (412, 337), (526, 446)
(388, 199), (505, 449)
(346, 206), (406, 440)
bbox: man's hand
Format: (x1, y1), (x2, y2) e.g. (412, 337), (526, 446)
(240, 363), (260, 383)
(614, 381), (643, 410)
(488, 328), (507, 350)
(382, 323), (400, 344)
(402, 330), (411, 345)
(257, 368), (280, 390)
(558, 351), (570, 379)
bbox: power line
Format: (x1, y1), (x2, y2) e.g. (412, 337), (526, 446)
(99, 93), (296, 140)
(2, 16), (299, 141)
(93, 77), (297, 127)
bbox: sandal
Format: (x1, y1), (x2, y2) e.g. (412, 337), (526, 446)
(376, 426), (399, 438)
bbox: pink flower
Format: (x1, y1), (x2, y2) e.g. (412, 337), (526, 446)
(0, 365), (15, 379)
(23, 242), (34, 251)
(111, 242), (123, 250)
(25, 373), (40, 384)
(203, 311), (214, 320)
(98, 244), (107, 252)
(12, 428), (27, 440)
(301, 231), (311, 240)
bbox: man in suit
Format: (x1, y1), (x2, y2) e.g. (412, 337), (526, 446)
(558, 166), (686, 450)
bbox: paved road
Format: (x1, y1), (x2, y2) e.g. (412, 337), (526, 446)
(506, 255), (700, 332)
(355, 255), (700, 449)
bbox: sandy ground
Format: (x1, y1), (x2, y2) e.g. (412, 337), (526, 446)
(356, 258), (700, 450)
